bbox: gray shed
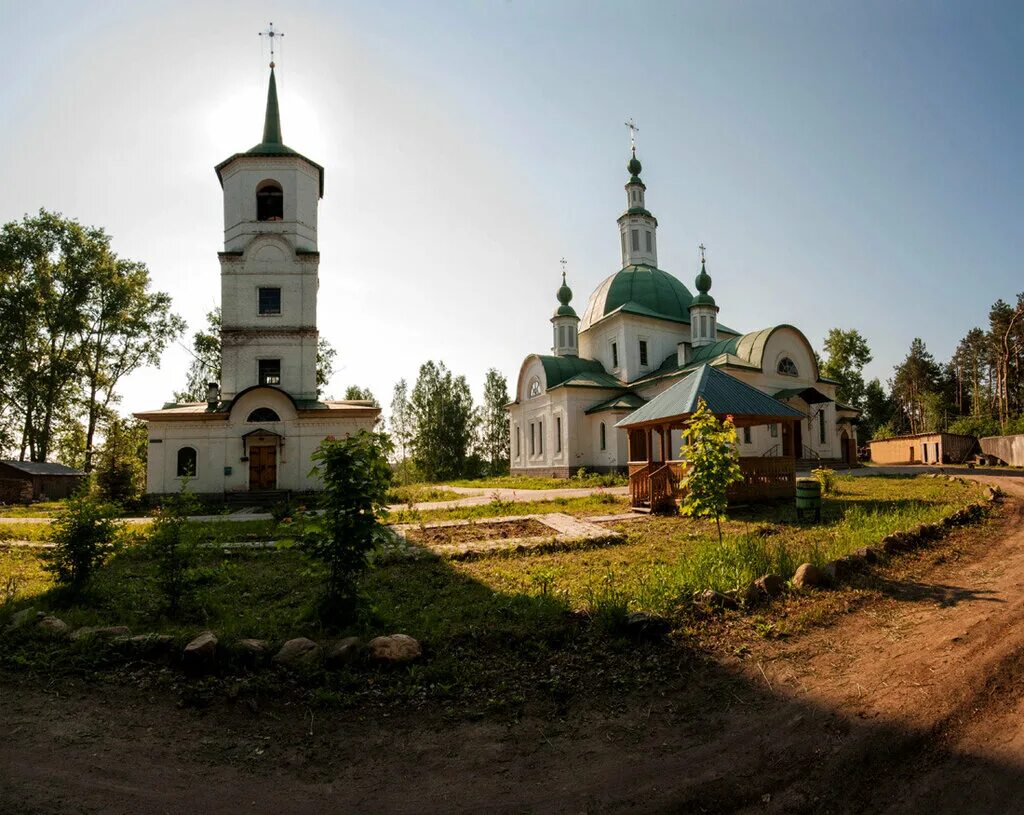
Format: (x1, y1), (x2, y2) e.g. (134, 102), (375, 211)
(0, 461), (86, 503)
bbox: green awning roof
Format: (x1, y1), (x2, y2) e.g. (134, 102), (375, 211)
(773, 387), (832, 405)
(585, 392), (646, 415)
(616, 365), (804, 428)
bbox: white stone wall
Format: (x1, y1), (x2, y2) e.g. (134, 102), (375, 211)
(220, 157), (321, 252)
(145, 389), (376, 494)
(578, 313), (691, 384)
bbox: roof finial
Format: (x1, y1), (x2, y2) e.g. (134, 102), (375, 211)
(259, 22), (284, 69)
(624, 118), (639, 156)
(560, 257), (568, 283)
(699, 242), (706, 266)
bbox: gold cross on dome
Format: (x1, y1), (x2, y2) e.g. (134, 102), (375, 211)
(624, 118), (639, 154)
(259, 22), (284, 68)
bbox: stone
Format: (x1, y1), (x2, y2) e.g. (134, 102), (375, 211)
(754, 574), (786, 599)
(5, 607), (42, 632)
(70, 625), (130, 641)
(183, 631), (218, 669)
(368, 634), (422, 664)
(114, 633), (175, 655)
(696, 589), (738, 610)
(882, 534), (910, 555)
(325, 636), (364, 668)
(822, 557), (859, 584)
(623, 612), (671, 640)
(36, 616), (69, 637)
(792, 563), (828, 589)
(272, 637), (321, 669)
(985, 486), (1000, 502)
(238, 638), (268, 656)
(854, 546), (879, 564)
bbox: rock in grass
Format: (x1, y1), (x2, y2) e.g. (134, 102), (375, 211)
(273, 637), (321, 669)
(36, 616), (69, 637)
(5, 607), (42, 632)
(854, 546), (879, 564)
(792, 563), (828, 589)
(368, 634), (422, 664)
(755, 574), (786, 599)
(237, 638), (268, 659)
(696, 589), (739, 610)
(183, 631), (218, 669)
(624, 612), (671, 640)
(70, 625), (131, 642)
(114, 633), (175, 655)
(325, 637), (364, 668)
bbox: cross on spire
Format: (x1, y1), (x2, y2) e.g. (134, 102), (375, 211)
(624, 118), (639, 155)
(559, 257), (568, 280)
(699, 243), (707, 264)
(259, 22), (284, 68)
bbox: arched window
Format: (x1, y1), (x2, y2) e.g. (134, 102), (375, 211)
(600, 422), (607, 451)
(256, 181), (284, 221)
(777, 357), (799, 377)
(176, 447), (197, 478)
(247, 407), (281, 423)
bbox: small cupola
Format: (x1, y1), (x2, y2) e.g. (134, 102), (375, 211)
(688, 245), (719, 348)
(551, 261), (580, 357)
(617, 135), (659, 268)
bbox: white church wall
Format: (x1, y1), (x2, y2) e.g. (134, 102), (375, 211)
(578, 313), (689, 384)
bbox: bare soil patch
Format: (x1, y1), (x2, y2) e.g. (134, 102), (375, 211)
(401, 517), (551, 545)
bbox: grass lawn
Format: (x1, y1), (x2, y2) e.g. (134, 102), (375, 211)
(0, 475), (987, 709)
(387, 493), (629, 524)
(445, 473), (628, 490)
(0, 501), (66, 518)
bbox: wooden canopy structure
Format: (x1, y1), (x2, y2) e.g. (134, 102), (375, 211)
(615, 365), (805, 511)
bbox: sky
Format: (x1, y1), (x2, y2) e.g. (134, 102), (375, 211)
(1, 0), (1021, 420)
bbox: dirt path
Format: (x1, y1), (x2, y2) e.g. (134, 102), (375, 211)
(3, 477), (1024, 813)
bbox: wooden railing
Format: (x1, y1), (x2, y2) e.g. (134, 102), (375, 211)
(630, 457), (795, 508)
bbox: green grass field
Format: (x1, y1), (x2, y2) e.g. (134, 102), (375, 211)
(0, 475), (986, 707)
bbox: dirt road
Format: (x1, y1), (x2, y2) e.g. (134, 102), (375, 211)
(3, 476), (1024, 814)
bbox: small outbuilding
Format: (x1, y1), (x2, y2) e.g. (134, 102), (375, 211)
(0, 460), (86, 503)
(868, 433), (977, 466)
(979, 433), (1024, 467)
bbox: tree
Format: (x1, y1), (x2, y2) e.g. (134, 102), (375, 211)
(0, 211), (99, 461)
(679, 399), (743, 544)
(317, 337), (337, 397)
(476, 368), (510, 475)
(343, 385), (379, 406)
(175, 309), (222, 403)
(44, 489), (120, 595)
(891, 339), (944, 434)
(861, 378), (895, 440)
(0, 211), (181, 464)
(95, 416), (148, 504)
(821, 328), (873, 409)
(389, 379), (414, 482)
(296, 432), (393, 620)
(78, 257), (184, 469)
(409, 361), (477, 481)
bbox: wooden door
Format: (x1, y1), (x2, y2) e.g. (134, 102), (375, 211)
(782, 422), (793, 457)
(248, 446), (277, 490)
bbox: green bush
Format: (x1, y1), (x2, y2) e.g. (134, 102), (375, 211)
(297, 431), (393, 621)
(812, 467), (838, 496)
(43, 489), (120, 593)
(146, 488), (201, 617)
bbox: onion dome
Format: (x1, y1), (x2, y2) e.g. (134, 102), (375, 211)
(554, 271), (577, 317)
(691, 259), (716, 306)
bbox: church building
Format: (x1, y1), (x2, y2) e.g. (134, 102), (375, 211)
(136, 66), (380, 496)
(508, 146), (859, 476)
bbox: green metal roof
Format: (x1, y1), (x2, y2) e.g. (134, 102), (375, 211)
(580, 265), (695, 331)
(558, 369), (625, 389)
(214, 67), (325, 197)
(615, 365), (804, 428)
(535, 355), (607, 389)
(773, 387), (832, 405)
(584, 392), (646, 414)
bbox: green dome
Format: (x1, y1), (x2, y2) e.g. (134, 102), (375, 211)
(580, 265), (695, 331)
(554, 271), (577, 318)
(692, 259), (715, 306)
(627, 154), (642, 177)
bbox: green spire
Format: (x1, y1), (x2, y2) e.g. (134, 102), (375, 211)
(262, 67), (282, 145)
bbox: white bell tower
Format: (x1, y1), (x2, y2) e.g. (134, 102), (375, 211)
(617, 120), (658, 268)
(213, 61), (326, 401)
(551, 259), (579, 357)
(688, 245), (719, 349)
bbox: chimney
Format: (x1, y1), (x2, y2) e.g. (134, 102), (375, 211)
(677, 341), (691, 366)
(206, 382), (220, 409)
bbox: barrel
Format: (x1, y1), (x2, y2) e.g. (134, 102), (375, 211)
(795, 478), (822, 521)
